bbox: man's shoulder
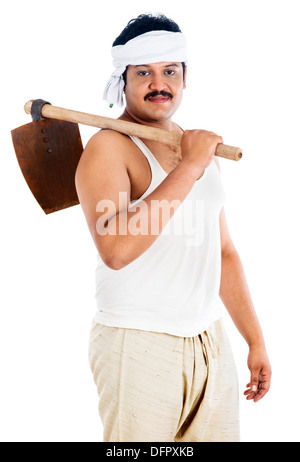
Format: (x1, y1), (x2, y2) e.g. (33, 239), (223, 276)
(86, 128), (133, 152)
(76, 129), (133, 180)
(78, 129), (136, 172)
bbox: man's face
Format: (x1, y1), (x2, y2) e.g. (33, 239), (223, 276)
(124, 62), (187, 124)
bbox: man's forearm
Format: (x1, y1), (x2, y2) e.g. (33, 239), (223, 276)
(98, 162), (201, 269)
(219, 249), (265, 348)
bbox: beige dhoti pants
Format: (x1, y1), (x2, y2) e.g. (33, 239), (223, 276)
(88, 318), (240, 442)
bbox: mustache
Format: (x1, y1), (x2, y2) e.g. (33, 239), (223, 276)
(144, 90), (173, 101)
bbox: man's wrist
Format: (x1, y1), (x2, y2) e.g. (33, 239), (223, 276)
(175, 160), (205, 182)
(247, 338), (266, 350)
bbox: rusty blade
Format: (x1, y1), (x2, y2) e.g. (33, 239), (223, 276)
(11, 118), (83, 214)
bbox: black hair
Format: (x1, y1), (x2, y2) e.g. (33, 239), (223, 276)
(113, 13), (186, 84)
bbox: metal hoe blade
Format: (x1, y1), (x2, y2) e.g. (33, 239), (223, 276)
(11, 118), (83, 214)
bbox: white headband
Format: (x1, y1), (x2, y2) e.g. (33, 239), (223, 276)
(103, 30), (188, 107)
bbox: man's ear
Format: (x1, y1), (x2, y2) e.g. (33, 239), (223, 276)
(183, 65), (187, 89)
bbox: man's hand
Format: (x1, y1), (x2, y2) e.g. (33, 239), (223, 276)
(180, 129), (223, 179)
(244, 346), (272, 402)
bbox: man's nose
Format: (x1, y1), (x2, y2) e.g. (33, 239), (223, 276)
(149, 73), (168, 92)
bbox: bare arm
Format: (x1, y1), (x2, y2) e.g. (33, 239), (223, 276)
(219, 205), (272, 402)
(75, 129), (222, 270)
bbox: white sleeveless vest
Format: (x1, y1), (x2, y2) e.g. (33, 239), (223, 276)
(94, 136), (226, 337)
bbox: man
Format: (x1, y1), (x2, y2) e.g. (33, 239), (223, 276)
(75, 13), (271, 442)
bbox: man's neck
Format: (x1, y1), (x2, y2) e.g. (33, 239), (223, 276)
(119, 108), (175, 132)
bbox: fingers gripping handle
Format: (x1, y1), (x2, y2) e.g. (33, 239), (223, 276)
(24, 100), (242, 161)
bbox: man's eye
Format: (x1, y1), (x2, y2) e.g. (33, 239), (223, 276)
(165, 70), (176, 75)
(138, 71), (150, 76)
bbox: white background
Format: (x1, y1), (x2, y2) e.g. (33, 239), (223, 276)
(1, 0), (299, 442)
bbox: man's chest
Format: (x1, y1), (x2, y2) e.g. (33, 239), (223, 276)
(127, 140), (182, 202)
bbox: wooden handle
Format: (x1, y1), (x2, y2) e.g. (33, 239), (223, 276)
(24, 100), (242, 161)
